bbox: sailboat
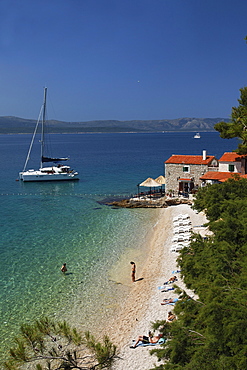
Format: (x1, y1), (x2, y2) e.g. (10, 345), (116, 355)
(193, 132), (201, 139)
(19, 88), (79, 182)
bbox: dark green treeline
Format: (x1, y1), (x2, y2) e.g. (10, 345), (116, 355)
(151, 177), (247, 370)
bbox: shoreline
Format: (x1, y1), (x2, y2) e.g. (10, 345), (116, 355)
(105, 204), (207, 370)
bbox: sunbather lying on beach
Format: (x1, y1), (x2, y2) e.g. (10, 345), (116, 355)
(161, 298), (179, 305)
(167, 311), (176, 322)
(130, 333), (163, 348)
(158, 277), (178, 290)
(162, 276), (178, 286)
(168, 276), (177, 282)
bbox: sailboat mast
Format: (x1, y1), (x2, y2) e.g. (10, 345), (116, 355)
(40, 87), (47, 168)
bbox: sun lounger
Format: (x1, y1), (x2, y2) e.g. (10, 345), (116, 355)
(173, 227), (185, 234)
(174, 225), (192, 233)
(173, 214), (190, 221)
(181, 220), (191, 226)
(182, 214), (190, 219)
(173, 226), (191, 234)
(173, 219), (191, 227)
(170, 243), (186, 252)
(172, 233), (190, 243)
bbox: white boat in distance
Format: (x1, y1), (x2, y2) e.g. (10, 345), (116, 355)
(193, 132), (201, 139)
(19, 88), (79, 182)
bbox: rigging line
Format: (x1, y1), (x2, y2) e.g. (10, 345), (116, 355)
(22, 106), (43, 172)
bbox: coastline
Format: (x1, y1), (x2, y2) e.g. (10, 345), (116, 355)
(105, 204), (207, 370)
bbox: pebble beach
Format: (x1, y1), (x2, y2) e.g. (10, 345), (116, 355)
(106, 203), (208, 370)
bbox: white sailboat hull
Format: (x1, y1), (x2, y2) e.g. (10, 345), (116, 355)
(19, 166), (79, 182)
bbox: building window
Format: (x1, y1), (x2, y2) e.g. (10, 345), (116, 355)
(183, 166), (190, 173)
(228, 164), (234, 172)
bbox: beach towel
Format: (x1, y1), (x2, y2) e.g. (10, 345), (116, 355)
(158, 284), (172, 290)
(130, 338), (165, 348)
(160, 287), (175, 293)
(172, 270), (181, 274)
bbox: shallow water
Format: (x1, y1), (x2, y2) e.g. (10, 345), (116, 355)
(0, 132), (237, 360)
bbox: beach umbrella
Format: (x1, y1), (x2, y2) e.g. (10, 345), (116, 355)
(138, 177), (161, 198)
(154, 175), (166, 194)
(139, 177), (160, 187)
(154, 175), (166, 184)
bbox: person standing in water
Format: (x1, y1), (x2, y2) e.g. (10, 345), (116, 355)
(130, 261), (136, 282)
(61, 263), (67, 273)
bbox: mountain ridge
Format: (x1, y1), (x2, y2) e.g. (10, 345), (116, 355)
(0, 116), (229, 134)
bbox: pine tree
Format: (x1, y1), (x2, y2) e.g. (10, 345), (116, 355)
(4, 318), (117, 370)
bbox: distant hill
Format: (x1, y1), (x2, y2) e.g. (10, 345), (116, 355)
(0, 116), (229, 134)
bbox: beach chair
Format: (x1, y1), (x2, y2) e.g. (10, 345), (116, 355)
(174, 226), (191, 234)
(173, 220), (186, 227)
(173, 214), (183, 221)
(172, 232), (191, 243)
(172, 234), (186, 243)
(181, 219), (191, 226)
(170, 243), (186, 252)
(173, 227), (183, 234)
(181, 214), (190, 219)
(182, 233), (191, 240)
(171, 239), (190, 251)
(182, 226), (192, 232)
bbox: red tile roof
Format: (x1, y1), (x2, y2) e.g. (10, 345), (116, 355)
(165, 155), (215, 165)
(200, 171), (239, 181)
(219, 152), (243, 162)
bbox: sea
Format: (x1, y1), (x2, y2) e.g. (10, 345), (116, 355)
(0, 131), (238, 361)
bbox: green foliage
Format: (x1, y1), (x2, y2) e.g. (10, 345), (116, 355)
(84, 331), (117, 369)
(151, 178), (247, 369)
(57, 320), (82, 345)
(214, 86), (247, 154)
(193, 177), (247, 221)
(4, 318), (117, 370)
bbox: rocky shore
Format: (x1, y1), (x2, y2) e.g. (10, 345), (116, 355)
(106, 196), (193, 208)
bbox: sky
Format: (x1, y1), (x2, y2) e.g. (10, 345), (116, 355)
(1, 0), (247, 122)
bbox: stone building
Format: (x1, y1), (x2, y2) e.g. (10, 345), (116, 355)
(218, 152), (247, 174)
(200, 152), (247, 185)
(164, 150), (218, 194)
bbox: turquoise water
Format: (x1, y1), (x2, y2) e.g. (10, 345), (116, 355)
(0, 132), (237, 360)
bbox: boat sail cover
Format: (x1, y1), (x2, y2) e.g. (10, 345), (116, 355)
(42, 156), (69, 163)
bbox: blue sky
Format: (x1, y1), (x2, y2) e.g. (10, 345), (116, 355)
(1, 0), (247, 121)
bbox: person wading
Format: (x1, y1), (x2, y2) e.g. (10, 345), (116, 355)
(130, 261), (136, 282)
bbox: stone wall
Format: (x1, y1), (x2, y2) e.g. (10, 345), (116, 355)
(165, 163), (210, 192)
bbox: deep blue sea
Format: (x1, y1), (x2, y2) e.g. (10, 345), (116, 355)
(0, 132), (238, 360)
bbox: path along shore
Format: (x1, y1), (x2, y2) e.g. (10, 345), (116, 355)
(105, 204), (209, 370)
